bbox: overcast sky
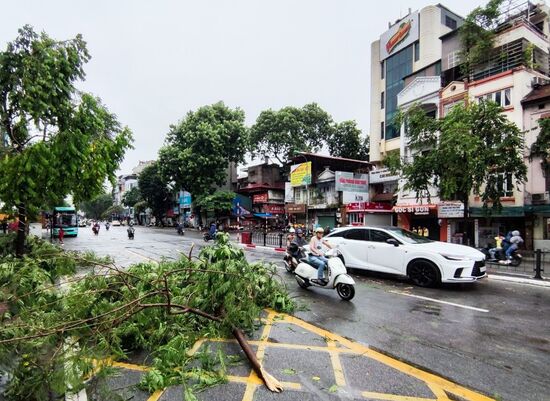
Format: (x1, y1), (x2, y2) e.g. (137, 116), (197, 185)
(2, 0), (481, 173)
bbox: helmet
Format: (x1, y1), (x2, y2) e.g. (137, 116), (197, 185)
(315, 227), (324, 233)
(512, 230), (520, 236)
(296, 228), (303, 234)
(288, 243), (299, 253)
(289, 228), (295, 233)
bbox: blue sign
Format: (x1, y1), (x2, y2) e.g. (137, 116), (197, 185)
(179, 191), (192, 208)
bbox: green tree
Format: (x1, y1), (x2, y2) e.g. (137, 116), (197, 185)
(530, 117), (550, 171)
(138, 162), (173, 225)
(326, 120), (369, 160)
(395, 101), (527, 221)
(78, 193), (113, 220)
(249, 103), (333, 164)
(102, 204), (124, 220)
(158, 102), (248, 214)
(0, 26), (132, 256)
(459, 0), (503, 77)
(121, 186), (142, 208)
(195, 191), (235, 220)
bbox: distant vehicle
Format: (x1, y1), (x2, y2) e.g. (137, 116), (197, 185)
(324, 226), (486, 287)
(52, 207), (78, 237)
(78, 219), (87, 227)
(111, 220), (121, 226)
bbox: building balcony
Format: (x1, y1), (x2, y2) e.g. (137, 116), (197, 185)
(397, 76), (442, 107)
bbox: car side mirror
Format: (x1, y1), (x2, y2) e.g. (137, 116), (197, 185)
(386, 238), (399, 247)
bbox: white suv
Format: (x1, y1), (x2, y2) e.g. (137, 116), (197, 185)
(324, 226), (486, 287)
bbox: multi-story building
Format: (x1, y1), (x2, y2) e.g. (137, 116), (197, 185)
(369, 4), (463, 165)
(382, 1), (550, 246)
(285, 153), (373, 230)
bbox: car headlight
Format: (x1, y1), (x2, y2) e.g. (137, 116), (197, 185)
(440, 254), (471, 261)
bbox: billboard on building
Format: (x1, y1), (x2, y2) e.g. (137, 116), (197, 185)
(369, 168), (399, 184)
(290, 162), (312, 187)
(343, 191), (369, 204)
(335, 171), (369, 193)
(284, 182), (294, 203)
(379, 11), (420, 60)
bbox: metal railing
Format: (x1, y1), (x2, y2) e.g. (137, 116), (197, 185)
(486, 249), (547, 279)
(251, 232), (285, 248)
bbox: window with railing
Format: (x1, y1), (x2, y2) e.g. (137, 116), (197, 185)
(477, 88), (512, 107)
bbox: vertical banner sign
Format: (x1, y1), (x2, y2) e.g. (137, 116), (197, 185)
(290, 162), (312, 187)
(284, 182), (294, 203)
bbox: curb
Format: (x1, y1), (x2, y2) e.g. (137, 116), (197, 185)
(238, 243), (286, 253)
(488, 274), (550, 287)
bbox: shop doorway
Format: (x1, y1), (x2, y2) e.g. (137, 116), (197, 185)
(410, 216), (440, 241)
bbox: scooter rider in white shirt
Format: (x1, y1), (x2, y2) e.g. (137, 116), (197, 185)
(309, 227), (333, 285)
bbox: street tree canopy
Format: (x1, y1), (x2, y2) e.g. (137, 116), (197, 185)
(393, 100), (527, 216)
(138, 162), (173, 224)
(78, 193), (113, 220)
(249, 103), (332, 164)
(0, 25), (132, 256)
(530, 117), (550, 171)
(326, 120), (369, 160)
(158, 102), (248, 202)
(195, 190), (235, 218)
(121, 186), (143, 208)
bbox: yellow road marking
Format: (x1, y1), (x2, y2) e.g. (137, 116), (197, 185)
(327, 339), (346, 386)
(361, 392), (437, 401)
(427, 383), (452, 400)
(275, 312), (496, 401)
(111, 361), (151, 372)
(125, 249), (159, 264)
(146, 389), (165, 401)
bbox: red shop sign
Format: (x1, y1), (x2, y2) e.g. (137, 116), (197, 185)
(253, 193), (269, 203)
(264, 204), (285, 214)
(364, 202), (393, 212)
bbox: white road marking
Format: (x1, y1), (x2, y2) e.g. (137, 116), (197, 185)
(389, 291), (489, 313)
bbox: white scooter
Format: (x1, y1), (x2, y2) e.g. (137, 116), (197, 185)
(294, 248), (356, 301)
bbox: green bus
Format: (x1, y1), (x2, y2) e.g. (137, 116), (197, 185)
(52, 206), (78, 237)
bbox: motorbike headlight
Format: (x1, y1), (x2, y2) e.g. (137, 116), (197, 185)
(440, 254), (470, 261)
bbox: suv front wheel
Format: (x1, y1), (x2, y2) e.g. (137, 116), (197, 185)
(408, 260), (441, 287)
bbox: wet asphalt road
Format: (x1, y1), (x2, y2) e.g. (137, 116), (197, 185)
(62, 225), (550, 401)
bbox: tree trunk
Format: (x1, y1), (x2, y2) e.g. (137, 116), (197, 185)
(15, 203), (27, 258)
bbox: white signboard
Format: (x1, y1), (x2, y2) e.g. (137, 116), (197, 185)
(379, 11), (420, 61)
(284, 182), (294, 203)
(335, 171), (369, 193)
(437, 202), (464, 218)
(369, 168), (399, 184)
(343, 191), (369, 204)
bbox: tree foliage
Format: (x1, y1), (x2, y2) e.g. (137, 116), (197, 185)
(0, 25), (132, 256)
(78, 193), (113, 220)
(394, 101), (527, 215)
(121, 186), (142, 208)
(195, 191), (235, 218)
(326, 120), (369, 160)
(158, 102), (248, 202)
(459, 0), (503, 77)
(102, 204), (124, 220)
(0, 234), (294, 400)
(249, 103), (332, 164)
(138, 162), (173, 223)
(530, 117), (550, 171)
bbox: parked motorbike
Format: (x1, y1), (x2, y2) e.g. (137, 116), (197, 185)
(479, 246), (522, 267)
(294, 248), (356, 301)
(127, 227), (135, 240)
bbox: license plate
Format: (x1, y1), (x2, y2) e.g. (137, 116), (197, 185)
(480, 267), (486, 273)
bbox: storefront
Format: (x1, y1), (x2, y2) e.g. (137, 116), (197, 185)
(470, 207), (526, 248)
(437, 202), (465, 244)
(346, 202), (393, 226)
(394, 204), (440, 240)
(285, 204), (307, 226)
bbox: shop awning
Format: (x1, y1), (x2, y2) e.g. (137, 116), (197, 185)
(253, 213), (276, 219)
(469, 207), (525, 217)
(524, 205), (550, 214)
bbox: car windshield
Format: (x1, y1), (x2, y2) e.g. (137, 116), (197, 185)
(385, 227), (432, 244)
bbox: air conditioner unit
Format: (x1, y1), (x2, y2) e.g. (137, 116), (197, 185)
(532, 77), (549, 88)
(532, 192), (550, 204)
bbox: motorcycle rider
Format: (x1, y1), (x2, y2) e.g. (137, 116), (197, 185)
(286, 227), (296, 247)
(505, 230), (523, 261)
(208, 222), (217, 240)
(105, 221), (110, 231)
(488, 232), (504, 260)
(309, 227), (332, 285)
